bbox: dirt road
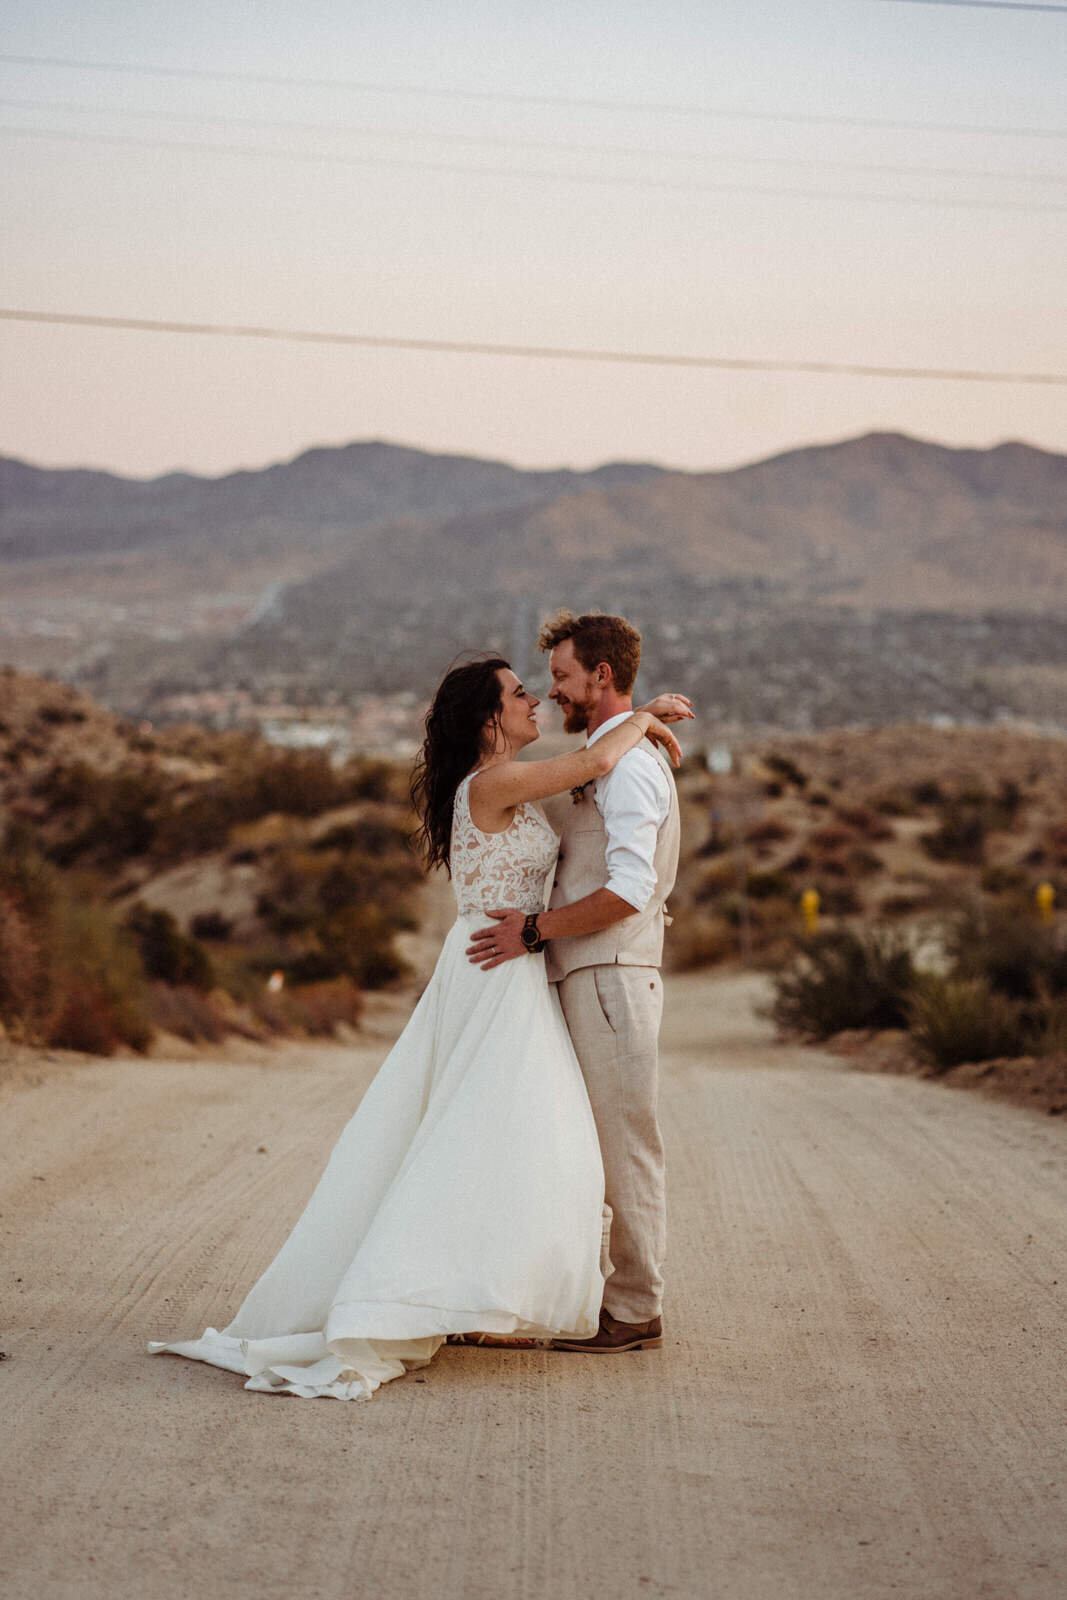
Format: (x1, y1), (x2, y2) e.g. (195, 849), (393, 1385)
(2, 972), (1064, 1600)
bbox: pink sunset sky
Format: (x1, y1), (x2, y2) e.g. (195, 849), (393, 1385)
(1, 0), (1065, 479)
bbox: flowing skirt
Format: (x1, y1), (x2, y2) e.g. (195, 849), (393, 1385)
(148, 916), (607, 1399)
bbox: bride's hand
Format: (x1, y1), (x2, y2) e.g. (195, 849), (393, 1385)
(637, 693), (694, 725)
(642, 714), (684, 768)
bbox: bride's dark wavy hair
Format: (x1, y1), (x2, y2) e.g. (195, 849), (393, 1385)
(410, 654), (510, 875)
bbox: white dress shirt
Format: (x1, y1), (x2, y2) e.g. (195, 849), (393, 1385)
(586, 711), (672, 912)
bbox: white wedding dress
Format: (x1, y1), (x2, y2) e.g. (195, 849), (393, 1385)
(148, 774), (607, 1400)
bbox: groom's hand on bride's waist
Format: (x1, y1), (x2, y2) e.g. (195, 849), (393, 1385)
(467, 908), (526, 968)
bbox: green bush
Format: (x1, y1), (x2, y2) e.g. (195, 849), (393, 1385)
(763, 752), (808, 789)
(745, 870), (794, 901)
(922, 800), (988, 865)
(147, 982), (228, 1044)
(945, 901), (1067, 1001)
(771, 927), (916, 1039)
(908, 975), (1030, 1072)
(835, 805), (894, 841)
(0, 892), (44, 1036)
(46, 901), (152, 1053)
(125, 903), (215, 990)
(1032, 998), (1067, 1057)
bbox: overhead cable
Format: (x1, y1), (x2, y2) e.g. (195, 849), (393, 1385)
(3, 308), (1064, 386)
(1, 95), (1063, 186)
(0, 53), (1063, 139)
(5, 125), (1066, 213)
(880, 2), (1067, 12)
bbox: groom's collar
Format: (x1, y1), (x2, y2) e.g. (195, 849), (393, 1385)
(586, 710), (633, 748)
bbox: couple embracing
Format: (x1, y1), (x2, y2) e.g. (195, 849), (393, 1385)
(150, 611), (691, 1400)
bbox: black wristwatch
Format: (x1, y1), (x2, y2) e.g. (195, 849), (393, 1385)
(520, 913), (546, 953)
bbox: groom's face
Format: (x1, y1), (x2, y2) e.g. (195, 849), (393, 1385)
(548, 639), (601, 735)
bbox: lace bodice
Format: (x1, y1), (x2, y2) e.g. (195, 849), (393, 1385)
(450, 772), (559, 916)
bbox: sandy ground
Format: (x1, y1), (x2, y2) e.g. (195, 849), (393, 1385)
(2, 970), (1065, 1600)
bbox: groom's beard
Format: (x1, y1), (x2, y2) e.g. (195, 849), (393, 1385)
(558, 698), (593, 735)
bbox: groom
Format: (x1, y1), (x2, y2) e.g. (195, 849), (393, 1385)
(467, 610), (684, 1352)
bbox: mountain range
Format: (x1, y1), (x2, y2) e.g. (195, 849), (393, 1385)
(2, 431), (1066, 731)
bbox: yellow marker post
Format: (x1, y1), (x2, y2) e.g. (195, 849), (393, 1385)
(1036, 881), (1055, 925)
(801, 888), (820, 935)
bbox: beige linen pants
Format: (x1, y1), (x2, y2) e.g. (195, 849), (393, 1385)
(555, 965), (666, 1324)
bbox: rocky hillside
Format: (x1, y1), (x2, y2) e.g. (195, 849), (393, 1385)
(0, 670), (424, 1055)
(2, 431), (1066, 729)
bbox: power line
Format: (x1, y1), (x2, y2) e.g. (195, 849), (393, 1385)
(3, 307), (1065, 386)
(0, 52), (1064, 140)
(6, 124), (1067, 214)
(2, 95), (1064, 187)
(880, 2), (1067, 12)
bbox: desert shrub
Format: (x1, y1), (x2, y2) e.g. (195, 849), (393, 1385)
(143, 747), (409, 861)
(311, 815), (411, 855)
(0, 834), (151, 1049)
(880, 891), (931, 916)
(994, 778), (1023, 823)
(873, 788), (918, 818)
(1032, 999), (1067, 1057)
(810, 822), (857, 853)
(922, 800), (988, 865)
(908, 976), (1029, 1072)
(835, 805), (894, 841)
(316, 903), (412, 988)
(189, 909), (233, 941)
(148, 982), (228, 1043)
(1042, 823), (1067, 867)
(0, 892), (45, 1034)
(781, 852), (813, 875)
(745, 870), (793, 901)
(945, 901), (1067, 1001)
(771, 927), (916, 1039)
(808, 791), (831, 807)
(693, 859), (738, 901)
(911, 779), (944, 807)
(843, 845), (883, 878)
(953, 778), (1022, 827)
(744, 817), (793, 848)
(0, 828), (60, 920)
(922, 782), (1024, 869)
(341, 756), (404, 804)
(124, 903), (215, 990)
(666, 909), (735, 970)
(254, 836), (420, 989)
(40, 762), (165, 864)
(812, 882), (862, 915)
(44, 902), (151, 1053)
(980, 864), (1028, 896)
(763, 752), (808, 789)
(284, 979), (364, 1036)
(47, 978), (127, 1054)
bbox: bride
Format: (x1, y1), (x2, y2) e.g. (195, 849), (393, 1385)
(148, 655), (684, 1400)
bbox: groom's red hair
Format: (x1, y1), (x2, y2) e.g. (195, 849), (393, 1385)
(537, 610), (642, 696)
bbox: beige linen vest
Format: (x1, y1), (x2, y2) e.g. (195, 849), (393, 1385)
(544, 742), (681, 984)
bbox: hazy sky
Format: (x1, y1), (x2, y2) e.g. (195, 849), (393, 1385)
(2, 1), (1065, 478)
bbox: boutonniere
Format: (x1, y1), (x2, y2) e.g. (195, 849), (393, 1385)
(570, 781), (593, 805)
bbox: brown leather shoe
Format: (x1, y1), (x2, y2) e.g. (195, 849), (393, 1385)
(551, 1310), (663, 1353)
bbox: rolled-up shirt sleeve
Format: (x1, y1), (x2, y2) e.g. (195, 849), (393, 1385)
(594, 749), (671, 912)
